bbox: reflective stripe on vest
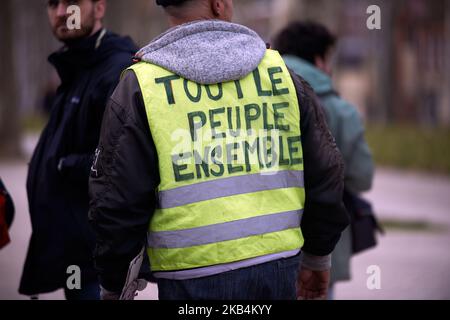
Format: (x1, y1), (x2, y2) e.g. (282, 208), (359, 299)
(158, 170), (304, 209)
(128, 49), (305, 274)
(148, 209), (303, 249)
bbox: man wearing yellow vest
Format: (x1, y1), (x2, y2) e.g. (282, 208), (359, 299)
(89, 0), (349, 300)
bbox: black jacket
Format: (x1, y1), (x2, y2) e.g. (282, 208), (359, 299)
(19, 30), (137, 296)
(89, 69), (350, 292)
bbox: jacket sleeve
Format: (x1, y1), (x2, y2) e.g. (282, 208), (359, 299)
(60, 55), (135, 186)
(88, 70), (159, 292)
(338, 106), (375, 193)
(59, 153), (94, 184)
(289, 70), (350, 258)
(58, 74), (126, 186)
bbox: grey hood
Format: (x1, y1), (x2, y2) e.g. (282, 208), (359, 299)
(137, 20), (267, 84)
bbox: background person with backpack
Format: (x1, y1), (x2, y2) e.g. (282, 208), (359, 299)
(274, 21), (375, 299)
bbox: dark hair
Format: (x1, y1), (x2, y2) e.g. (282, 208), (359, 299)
(273, 21), (337, 65)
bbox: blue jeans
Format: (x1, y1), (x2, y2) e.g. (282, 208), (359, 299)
(157, 255), (301, 300)
(64, 281), (100, 300)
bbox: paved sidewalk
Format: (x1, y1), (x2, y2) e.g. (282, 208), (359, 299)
(333, 167), (450, 300)
(335, 230), (450, 300)
(364, 168), (450, 225)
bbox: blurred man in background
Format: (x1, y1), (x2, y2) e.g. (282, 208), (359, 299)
(89, 0), (349, 300)
(19, 0), (137, 300)
(274, 21), (375, 299)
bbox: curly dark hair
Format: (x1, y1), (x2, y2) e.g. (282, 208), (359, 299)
(273, 21), (337, 65)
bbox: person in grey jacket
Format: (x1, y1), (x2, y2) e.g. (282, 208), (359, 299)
(274, 21), (375, 299)
(89, 0), (349, 300)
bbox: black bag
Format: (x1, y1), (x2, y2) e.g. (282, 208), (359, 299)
(343, 190), (384, 255)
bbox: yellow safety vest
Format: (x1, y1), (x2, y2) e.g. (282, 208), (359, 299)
(128, 49), (305, 278)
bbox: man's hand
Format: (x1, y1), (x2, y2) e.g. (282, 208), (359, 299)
(297, 268), (330, 300)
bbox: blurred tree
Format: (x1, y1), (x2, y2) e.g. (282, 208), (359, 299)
(445, 0), (450, 124)
(105, 0), (167, 47)
(0, 0), (21, 157)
